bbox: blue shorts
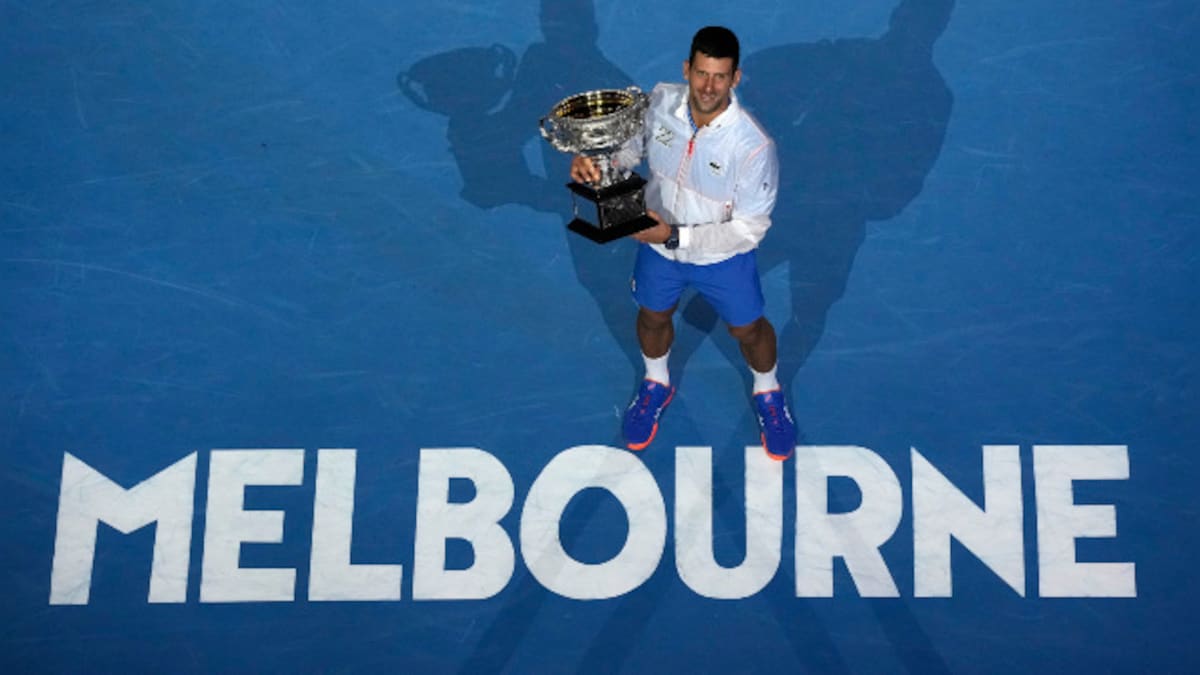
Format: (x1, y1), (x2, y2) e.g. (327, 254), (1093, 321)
(631, 245), (765, 327)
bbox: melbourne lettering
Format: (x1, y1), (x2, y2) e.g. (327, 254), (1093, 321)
(48, 445), (1136, 604)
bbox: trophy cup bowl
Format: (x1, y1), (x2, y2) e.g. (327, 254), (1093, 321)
(539, 86), (656, 243)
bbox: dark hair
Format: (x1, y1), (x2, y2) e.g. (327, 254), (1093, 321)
(689, 26), (740, 72)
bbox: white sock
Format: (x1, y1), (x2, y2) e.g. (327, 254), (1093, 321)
(643, 351), (670, 385)
(751, 364), (779, 394)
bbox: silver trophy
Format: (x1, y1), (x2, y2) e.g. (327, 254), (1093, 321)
(539, 86), (656, 243)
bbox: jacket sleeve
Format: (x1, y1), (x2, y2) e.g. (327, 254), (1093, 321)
(611, 97), (657, 174)
(611, 128), (645, 174)
(612, 84), (666, 173)
(678, 138), (779, 253)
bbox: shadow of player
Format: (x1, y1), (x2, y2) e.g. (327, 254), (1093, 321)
(399, 0), (645, 383)
(398, 0), (955, 672)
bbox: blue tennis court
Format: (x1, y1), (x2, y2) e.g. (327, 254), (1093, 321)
(2, 1), (1197, 672)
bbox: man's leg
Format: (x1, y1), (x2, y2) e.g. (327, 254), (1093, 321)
(638, 305), (676, 359)
(727, 316), (777, 375)
(624, 248), (683, 450)
(696, 251), (796, 461)
(729, 317), (796, 460)
(624, 306), (678, 450)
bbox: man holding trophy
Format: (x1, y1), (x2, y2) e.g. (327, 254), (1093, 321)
(556, 26), (796, 460)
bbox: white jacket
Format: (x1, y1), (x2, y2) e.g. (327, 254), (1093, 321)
(617, 82), (779, 265)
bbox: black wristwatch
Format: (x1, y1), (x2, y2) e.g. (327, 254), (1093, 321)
(664, 224), (681, 250)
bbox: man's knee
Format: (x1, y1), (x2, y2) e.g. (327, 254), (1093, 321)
(638, 306), (675, 331)
(728, 316), (767, 343)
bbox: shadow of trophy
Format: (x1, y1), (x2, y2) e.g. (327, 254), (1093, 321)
(538, 86), (656, 243)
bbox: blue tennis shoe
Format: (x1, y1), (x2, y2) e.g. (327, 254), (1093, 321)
(623, 379), (675, 451)
(753, 389), (797, 460)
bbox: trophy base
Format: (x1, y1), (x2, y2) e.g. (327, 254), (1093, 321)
(567, 214), (657, 244)
(565, 175), (656, 244)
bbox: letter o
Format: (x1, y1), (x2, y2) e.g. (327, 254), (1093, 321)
(520, 446), (666, 599)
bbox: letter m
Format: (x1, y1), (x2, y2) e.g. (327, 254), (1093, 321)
(49, 452), (197, 605)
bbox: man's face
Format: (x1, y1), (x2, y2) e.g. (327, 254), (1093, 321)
(683, 52), (740, 118)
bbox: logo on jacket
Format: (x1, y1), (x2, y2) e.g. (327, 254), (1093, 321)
(708, 160), (724, 176)
(654, 125), (673, 147)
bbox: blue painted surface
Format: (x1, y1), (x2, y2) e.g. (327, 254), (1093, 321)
(2, 1), (1197, 672)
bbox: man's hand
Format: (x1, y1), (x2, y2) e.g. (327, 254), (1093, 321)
(570, 155), (601, 184)
(632, 210), (671, 244)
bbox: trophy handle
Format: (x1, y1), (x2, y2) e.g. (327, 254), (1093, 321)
(538, 116), (554, 141)
(397, 72), (432, 111)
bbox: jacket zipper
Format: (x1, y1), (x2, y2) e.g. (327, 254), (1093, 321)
(672, 128), (697, 222)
